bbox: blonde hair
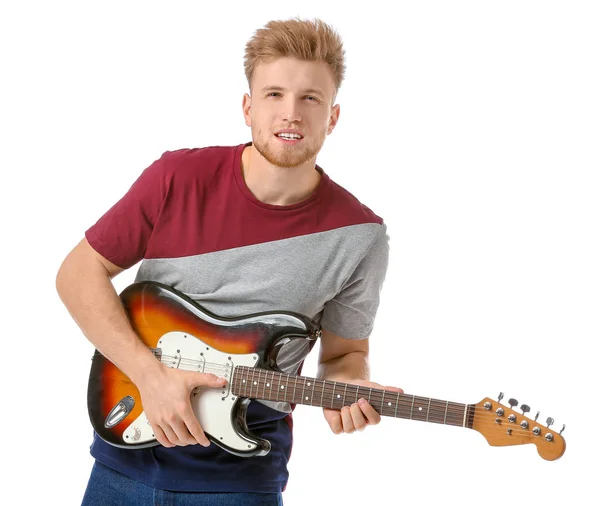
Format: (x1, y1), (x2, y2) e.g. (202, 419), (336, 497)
(244, 17), (346, 103)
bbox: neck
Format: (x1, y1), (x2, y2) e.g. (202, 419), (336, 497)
(241, 145), (321, 206)
(232, 366), (475, 429)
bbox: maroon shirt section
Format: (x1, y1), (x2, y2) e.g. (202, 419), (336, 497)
(86, 142), (383, 269)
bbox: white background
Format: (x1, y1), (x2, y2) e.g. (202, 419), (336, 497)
(1, 1), (598, 504)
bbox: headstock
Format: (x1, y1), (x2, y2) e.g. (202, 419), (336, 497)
(471, 392), (566, 461)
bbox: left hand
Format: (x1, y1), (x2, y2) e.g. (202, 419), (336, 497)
(322, 379), (404, 434)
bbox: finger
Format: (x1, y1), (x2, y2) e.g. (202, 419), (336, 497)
(152, 424), (175, 448)
(349, 402), (369, 431)
(181, 409), (210, 447)
(323, 408), (343, 434)
(157, 423), (180, 447)
(193, 373), (228, 389)
(358, 398), (381, 425)
(340, 406), (355, 434)
(170, 418), (200, 446)
(386, 386), (404, 394)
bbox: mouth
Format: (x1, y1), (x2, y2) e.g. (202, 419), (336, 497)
(274, 131), (304, 144)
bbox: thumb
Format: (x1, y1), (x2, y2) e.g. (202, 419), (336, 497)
(385, 386), (404, 394)
(323, 408), (343, 434)
(192, 372), (228, 388)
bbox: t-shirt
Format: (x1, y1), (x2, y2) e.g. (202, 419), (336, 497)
(84, 141), (389, 492)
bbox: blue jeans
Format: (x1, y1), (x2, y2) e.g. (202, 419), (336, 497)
(81, 461), (284, 506)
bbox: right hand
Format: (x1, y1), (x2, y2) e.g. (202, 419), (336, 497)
(136, 364), (227, 448)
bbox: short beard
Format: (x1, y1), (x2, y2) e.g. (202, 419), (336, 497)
(252, 128), (326, 168)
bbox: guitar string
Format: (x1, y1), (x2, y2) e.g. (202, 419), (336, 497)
(140, 350), (553, 434)
(178, 381), (554, 435)
(149, 358), (553, 432)
(155, 353), (505, 418)
(154, 355), (542, 421)
(154, 355), (531, 417)
(142, 343), (558, 433)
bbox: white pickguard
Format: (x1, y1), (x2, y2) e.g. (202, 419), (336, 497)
(122, 331), (260, 452)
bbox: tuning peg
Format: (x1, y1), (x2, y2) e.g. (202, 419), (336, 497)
(560, 424), (566, 435)
(546, 417), (554, 428)
(508, 398), (518, 409)
(498, 392), (504, 403)
(534, 411), (540, 422)
(520, 404), (530, 415)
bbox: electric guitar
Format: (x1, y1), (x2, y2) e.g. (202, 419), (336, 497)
(87, 281), (566, 460)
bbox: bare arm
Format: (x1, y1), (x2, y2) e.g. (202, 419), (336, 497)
(56, 238), (159, 384)
(317, 329), (402, 434)
(318, 329), (370, 382)
(56, 238), (225, 447)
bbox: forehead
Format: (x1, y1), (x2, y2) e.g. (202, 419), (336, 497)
(251, 57), (335, 97)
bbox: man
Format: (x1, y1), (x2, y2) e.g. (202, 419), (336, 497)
(57, 17), (402, 505)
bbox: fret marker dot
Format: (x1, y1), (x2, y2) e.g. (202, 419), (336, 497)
(419, 407), (423, 411)
(266, 383), (271, 387)
(305, 396), (309, 400)
(388, 402), (392, 406)
(337, 394), (341, 399)
(281, 385), (285, 389)
(242, 380), (246, 383)
(307, 382), (311, 386)
(253, 381), (257, 385)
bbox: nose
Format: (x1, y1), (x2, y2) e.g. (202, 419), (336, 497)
(282, 98), (302, 123)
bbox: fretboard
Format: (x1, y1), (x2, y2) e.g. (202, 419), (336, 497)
(232, 366), (475, 428)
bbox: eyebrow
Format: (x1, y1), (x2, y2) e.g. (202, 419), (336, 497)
(260, 86), (325, 97)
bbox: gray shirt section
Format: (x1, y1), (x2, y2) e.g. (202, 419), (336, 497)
(135, 222), (389, 412)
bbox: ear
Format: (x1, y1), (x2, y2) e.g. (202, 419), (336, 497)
(327, 103), (341, 135)
(242, 93), (252, 127)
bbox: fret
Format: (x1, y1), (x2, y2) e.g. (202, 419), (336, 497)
(445, 401), (468, 428)
(270, 371), (276, 401)
(300, 377), (306, 405)
(281, 374), (288, 401)
(443, 400), (449, 424)
(331, 381), (337, 408)
(429, 399), (447, 424)
(368, 387), (373, 404)
(426, 398), (431, 422)
(394, 392), (399, 418)
(246, 368), (252, 397)
(343, 383), (348, 407)
(309, 379), (315, 406)
(241, 369), (248, 397)
(320, 379), (325, 407)
(256, 369), (267, 399)
(233, 367), (239, 395)
(412, 396), (431, 422)
(253, 368), (259, 398)
(262, 370), (270, 401)
(410, 395), (415, 419)
(263, 370), (269, 399)
(292, 376), (298, 404)
(380, 390), (385, 414)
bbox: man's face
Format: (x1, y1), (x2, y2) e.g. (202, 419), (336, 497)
(243, 57), (340, 168)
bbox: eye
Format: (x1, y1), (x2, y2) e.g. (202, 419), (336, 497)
(305, 96), (319, 102)
(267, 92), (281, 97)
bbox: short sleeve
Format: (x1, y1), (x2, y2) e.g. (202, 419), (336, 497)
(85, 153), (167, 269)
(320, 224), (390, 339)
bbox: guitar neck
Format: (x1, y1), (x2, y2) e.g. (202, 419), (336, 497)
(232, 366), (475, 429)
